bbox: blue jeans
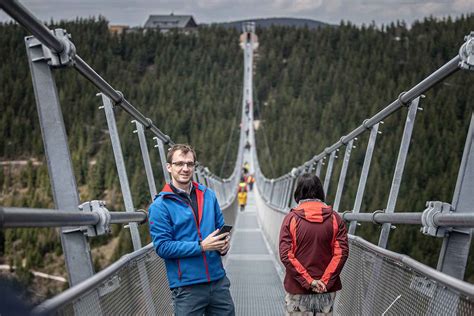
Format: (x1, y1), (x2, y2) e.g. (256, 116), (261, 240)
(171, 276), (235, 316)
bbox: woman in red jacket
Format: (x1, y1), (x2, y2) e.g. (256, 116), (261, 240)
(279, 173), (349, 315)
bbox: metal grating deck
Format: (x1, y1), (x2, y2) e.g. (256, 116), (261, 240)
(225, 191), (286, 315)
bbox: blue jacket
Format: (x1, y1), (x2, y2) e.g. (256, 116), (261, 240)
(148, 182), (226, 289)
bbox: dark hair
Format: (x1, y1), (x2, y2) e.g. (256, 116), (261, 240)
(167, 144), (196, 163)
(293, 173), (325, 203)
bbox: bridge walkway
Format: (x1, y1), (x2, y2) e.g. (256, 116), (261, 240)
(224, 190), (286, 315)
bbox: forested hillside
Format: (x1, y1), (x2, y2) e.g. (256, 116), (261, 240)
(0, 19), (242, 300)
(253, 16), (474, 281)
(0, 14), (473, 301)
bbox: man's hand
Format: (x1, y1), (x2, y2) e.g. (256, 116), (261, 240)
(200, 229), (229, 252)
(219, 235), (231, 255)
(310, 279), (327, 293)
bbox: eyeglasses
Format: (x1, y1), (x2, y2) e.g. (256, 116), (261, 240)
(171, 161), (196, 168)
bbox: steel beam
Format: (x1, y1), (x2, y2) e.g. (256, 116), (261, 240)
(134, 121), (157, 200)
(323, 151), (336, 196)
(437, 114), (474, 279)
(154, 137), (170, 184)
(99, 94), (142, 251)
(333, 139), (354, 211)
(378, 98), (419, 248)
(349, 124), (379, 234)
(24, 35), (95, 286)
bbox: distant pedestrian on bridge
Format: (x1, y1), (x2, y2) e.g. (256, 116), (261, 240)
(237, 177), (248, 211)
(246, 174), (255, 191)
(279, 173), (348, 316)
(148, 144), (235, 316)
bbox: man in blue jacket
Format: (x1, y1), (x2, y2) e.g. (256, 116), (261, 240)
(149, 144), (235, 315)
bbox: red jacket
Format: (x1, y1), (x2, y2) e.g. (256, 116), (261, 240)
(279, 200), (349, 294)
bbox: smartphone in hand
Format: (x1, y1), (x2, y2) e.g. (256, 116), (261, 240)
(217, 225), (232, 236)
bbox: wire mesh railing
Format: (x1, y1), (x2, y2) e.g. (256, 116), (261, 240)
(336, 236), (474, 315)
(34, 244), (173, 315)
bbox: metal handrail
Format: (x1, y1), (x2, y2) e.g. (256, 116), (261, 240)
(0, 206), (147, 228)
(32, 243), (155, 314)
(350, 235), (474, 296)
(340, 210), (474, 226)
(309, 56), (461, 167)
(253, 56), (462, 187)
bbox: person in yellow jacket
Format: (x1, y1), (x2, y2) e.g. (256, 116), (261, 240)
(237, 177), (248, 212)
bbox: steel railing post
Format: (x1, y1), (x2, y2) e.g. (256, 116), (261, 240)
(437, 114), (474, 279)
(323, 151), (336, 196)
(25, 35), (101, 313)
(99, 93), (142, 251)
(134, 121), (157, 199)
(24, 35), (95, 283)
(333, 139), (354, 212)
(315, 159), (324, 177)
(101, 95), (156, 315)
(378, 97), (420, 248)
(153, 137), (171, 184)
(349, 123), (379, 235)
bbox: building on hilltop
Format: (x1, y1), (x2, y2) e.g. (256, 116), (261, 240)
(144, 14), (198, 34)
(108, 25), (129, 35)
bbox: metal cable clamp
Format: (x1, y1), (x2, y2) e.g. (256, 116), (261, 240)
(42, 28), (76, 67)
(421, 201), (452, 237)
(459, 32), (474, 71)
(78, 200), (111, 236)
(371, 210), (384, 225)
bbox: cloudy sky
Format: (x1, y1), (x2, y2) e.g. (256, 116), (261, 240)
(0, 0), (472, 27)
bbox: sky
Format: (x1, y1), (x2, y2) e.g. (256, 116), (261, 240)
(0, 0), (473, 27)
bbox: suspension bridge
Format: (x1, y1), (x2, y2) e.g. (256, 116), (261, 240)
(1, 0), (474, 315)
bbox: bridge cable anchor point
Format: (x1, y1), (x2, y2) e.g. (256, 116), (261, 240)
(78, 200), (111, 237)
(459, 31), (474, 71)
(421, 201), (452, 237)
(47, 28), (76, 67)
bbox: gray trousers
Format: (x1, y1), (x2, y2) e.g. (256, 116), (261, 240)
(171, 276), (235, 316)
